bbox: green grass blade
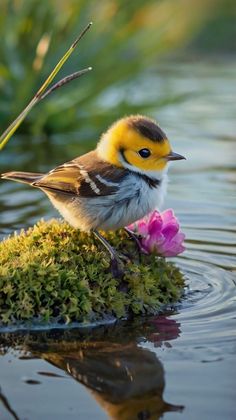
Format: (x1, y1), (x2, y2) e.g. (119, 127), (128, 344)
(0, 22), (92, 151)
(36, 22), (92, 98)
(0, 97), (37, 151)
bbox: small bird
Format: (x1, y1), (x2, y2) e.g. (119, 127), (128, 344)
(2, 115), (185, 275)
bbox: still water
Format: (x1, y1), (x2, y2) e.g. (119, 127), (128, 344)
(0, 61), (236, 419)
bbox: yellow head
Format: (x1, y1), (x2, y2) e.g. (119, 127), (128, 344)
(97, 115), (185, 174)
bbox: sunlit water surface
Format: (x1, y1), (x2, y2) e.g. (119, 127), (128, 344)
(0, 61), (236, 420)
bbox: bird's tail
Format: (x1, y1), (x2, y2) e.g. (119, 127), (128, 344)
(1, 171), (44, 185)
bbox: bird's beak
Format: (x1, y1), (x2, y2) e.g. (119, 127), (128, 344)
(165, 151), (186, 161)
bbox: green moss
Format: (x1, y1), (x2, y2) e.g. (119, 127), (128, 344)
(0, 219), (185, 326)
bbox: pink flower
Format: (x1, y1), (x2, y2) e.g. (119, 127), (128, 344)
(127, 209), (185, 257)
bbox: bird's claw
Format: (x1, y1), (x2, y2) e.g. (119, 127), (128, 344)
(110, 257), (124, 279)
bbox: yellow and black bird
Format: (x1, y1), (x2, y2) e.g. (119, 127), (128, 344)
(2, 115), (185, 274)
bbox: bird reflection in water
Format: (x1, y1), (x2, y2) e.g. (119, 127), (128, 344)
(0, 316), (184, 420)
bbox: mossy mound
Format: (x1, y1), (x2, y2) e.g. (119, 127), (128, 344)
(0, 219), (185, 326)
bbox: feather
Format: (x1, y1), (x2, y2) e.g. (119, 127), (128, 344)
(1, 171), (43, 184)
(34, 151), (127, 197)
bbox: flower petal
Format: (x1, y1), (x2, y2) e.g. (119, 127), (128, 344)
(161, 209), (175, 224)
(162, 223), (179, 241)
(148, 219), (162, 236)
(126, 208), (186, 257)
(159, 232), (185, 256)
(141, 232), (165, 254)
(161, 246), (185, 257)
(137, 221), (149, 236)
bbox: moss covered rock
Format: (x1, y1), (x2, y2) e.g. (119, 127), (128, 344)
(0, 219), (185, 326)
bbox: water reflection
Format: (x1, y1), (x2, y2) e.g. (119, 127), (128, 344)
(0, 386), (20, 420)
(0, 317), (183, 420)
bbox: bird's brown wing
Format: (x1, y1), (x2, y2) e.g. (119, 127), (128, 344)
(34, 150), (128, 197)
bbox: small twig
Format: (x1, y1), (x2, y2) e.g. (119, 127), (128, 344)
(40, 67), (92, 101)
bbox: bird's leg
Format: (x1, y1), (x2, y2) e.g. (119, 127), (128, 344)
(93, 230), (123, 278)
(124, 227), (143, 260)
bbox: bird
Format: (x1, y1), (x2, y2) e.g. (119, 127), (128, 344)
(1, 115), (185, 276)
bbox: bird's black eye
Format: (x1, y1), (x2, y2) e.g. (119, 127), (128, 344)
(138, 148), (151, 158)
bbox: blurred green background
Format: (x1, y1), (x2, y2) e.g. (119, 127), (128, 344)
(0, 0), (235, 141)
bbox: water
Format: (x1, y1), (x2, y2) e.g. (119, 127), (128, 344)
(0, 61), (236, 419)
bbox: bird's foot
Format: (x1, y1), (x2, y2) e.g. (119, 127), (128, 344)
(110, 257), (124, 279)
(93, 230), (126, 278)
(124, 227), (143, 260)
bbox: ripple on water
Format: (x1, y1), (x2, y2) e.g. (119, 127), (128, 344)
(173, 257), (236, 351)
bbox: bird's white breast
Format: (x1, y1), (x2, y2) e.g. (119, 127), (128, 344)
(47, 170), (168, 231)
(98, 171), (168, 230)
